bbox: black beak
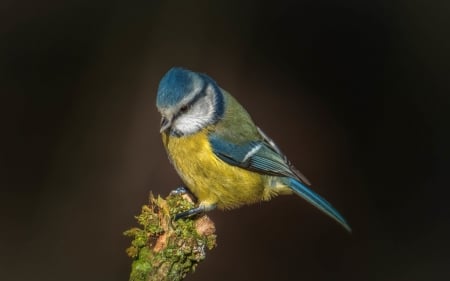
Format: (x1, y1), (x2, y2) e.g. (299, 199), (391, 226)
(160, 116), (171, 133)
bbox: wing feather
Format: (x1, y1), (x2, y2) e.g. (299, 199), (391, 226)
(208, 130), (307, 183)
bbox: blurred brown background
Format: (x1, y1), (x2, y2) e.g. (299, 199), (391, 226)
(1, 1), (449, 280)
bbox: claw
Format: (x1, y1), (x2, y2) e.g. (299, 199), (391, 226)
(170, 186), (189, 196)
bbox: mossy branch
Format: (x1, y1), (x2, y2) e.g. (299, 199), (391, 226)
(124, 192), (217, 281)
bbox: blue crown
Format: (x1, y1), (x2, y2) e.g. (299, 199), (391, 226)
(156, 67), (204, 108)
(156, 67), (225, 120)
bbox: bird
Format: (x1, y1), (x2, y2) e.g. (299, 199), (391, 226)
(156, 67), (351, 232)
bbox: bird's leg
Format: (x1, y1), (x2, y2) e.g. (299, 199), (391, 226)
(170, 186), (216, 220)
(174, 203), (216, 220)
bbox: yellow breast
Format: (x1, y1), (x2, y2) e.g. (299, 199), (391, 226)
(162, 130), (265, 209)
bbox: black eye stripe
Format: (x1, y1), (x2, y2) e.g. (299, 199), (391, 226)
(174, 84), (209, 119)
(188, 86), (207, 106)
(180, 105), (189, 112)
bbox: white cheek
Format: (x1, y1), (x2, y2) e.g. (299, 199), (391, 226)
(172, 86), (219, 135)
(173, 115), (205, 135)
(173, 100), (215, 135)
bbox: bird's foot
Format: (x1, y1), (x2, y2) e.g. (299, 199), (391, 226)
(170, 186), (190, 196)
(174, 206), (205, 220)
(174, 204), (216, 220)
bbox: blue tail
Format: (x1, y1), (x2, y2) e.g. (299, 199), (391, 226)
(287, 178), (351, 232)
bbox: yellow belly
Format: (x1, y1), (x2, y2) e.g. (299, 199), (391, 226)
(162, 130), (266, 209)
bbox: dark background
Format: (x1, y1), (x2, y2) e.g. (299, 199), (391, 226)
(1, 1), (449, 280)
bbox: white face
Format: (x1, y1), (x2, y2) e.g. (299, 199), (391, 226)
(163, 84), (218, 136)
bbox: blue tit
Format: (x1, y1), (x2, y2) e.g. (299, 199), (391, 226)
(156, 67), (351, 232)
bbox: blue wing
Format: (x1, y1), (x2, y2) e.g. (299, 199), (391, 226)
(208, 133), (300, 180)
(208, 128), (351, 232)
(209, 127), (310, 184)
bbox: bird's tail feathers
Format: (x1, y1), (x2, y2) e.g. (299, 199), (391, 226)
(287, 178), (351, 232)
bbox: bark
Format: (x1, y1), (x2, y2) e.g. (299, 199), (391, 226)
(124, 192), (216, 281)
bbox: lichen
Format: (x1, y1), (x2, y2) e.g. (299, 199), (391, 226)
(124, 193), (217, 281)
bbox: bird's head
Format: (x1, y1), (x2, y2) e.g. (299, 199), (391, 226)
(156, 67), (225, 136)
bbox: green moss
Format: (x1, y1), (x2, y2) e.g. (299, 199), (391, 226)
(129, 247), (152, 281)
(124, 193), (217, 281)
